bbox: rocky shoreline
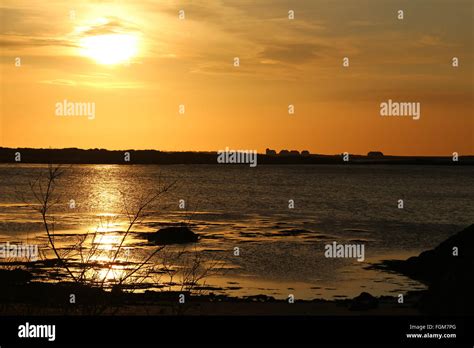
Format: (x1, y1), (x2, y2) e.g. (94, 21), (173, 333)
(376, 224), (473, 315)
(1, 224), (472, 315)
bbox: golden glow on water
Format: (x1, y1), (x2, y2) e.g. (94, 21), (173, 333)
(92, 233), (121, 250)
(86, 165), (126, 213)
(74, 167), (152, 286)
(81, 212), (133, 284)
(82, 229), (131, 284)
(96, 266), (126, 283)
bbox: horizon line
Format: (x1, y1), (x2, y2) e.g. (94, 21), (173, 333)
(0, 146), (473, 158)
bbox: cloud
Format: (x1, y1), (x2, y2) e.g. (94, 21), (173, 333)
(0, 36), (77, 49)
(40, 78), (145, 89)
(0, 7), (53, 35)
(79, 17), (141, 37)
(259, 43), (328, 64)
(414, 34), (449, 47)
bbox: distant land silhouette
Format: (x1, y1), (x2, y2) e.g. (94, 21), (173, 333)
(0, 147), (473, 165)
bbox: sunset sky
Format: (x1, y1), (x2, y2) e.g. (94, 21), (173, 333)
(1, 0), (472, 155)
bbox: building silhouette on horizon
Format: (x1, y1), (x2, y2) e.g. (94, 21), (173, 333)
(266, 148), (311, 156)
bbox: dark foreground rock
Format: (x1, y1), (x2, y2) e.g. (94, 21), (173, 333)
(381, 224), (474, 314)
(147, 226), (199, 245)
(0, 269), (32, 285)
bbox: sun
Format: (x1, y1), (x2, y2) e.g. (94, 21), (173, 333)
(79, 34), (138, 65)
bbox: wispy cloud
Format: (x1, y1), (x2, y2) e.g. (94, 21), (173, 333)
(40, 78), (145, 89)
(259, 43), (329, 64)
(77, 16), (141, 37)
(0, 36), (77, 48)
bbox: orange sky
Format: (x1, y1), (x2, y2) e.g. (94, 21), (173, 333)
(1, 0), (473, 155)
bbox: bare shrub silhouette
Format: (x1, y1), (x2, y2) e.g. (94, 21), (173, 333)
(22, 164), (177, 313)
(16, 164), (222, 314)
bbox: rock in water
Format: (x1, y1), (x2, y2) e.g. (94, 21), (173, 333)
(147, 226), (198, 245)
(349, 292), (378, 311)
